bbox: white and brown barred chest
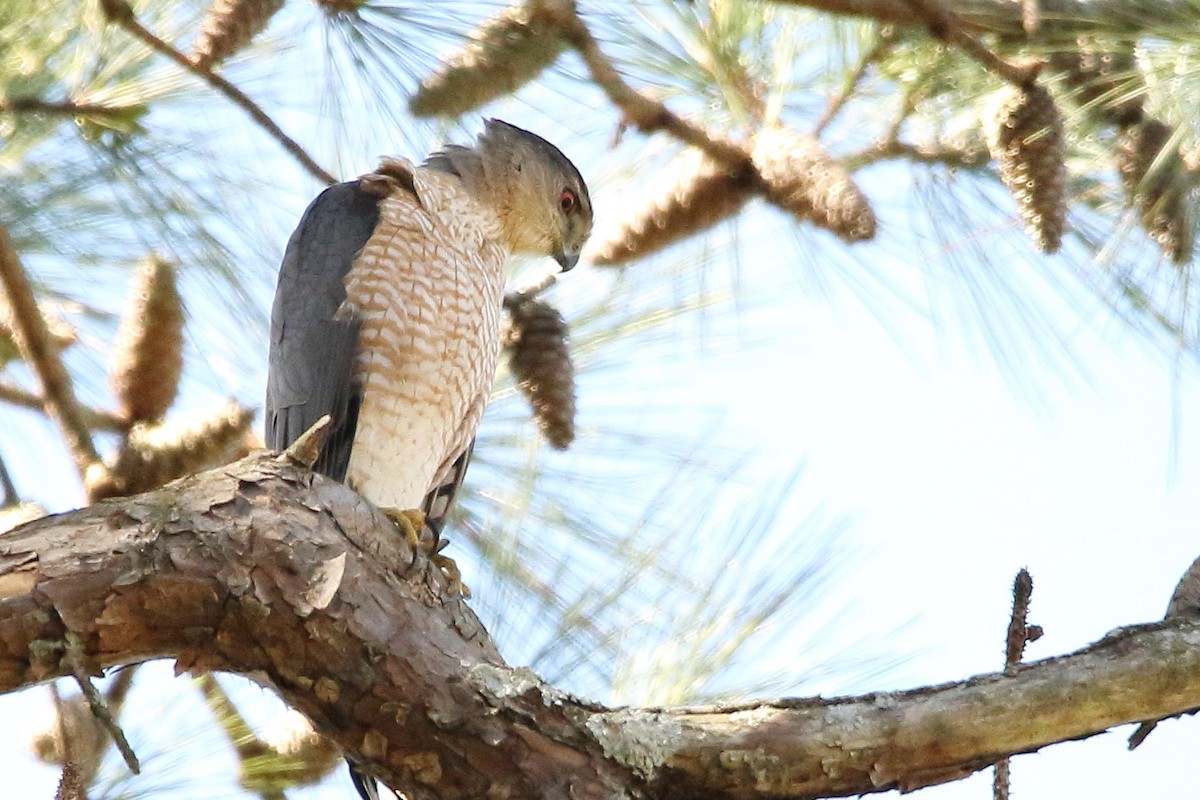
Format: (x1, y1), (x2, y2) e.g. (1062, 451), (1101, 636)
(340, 162), (507, 512)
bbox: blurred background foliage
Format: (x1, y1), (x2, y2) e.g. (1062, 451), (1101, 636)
(2, 0), (1200, 797)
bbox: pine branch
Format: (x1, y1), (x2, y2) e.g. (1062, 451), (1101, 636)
(902, 0), (1042, 86)
(97, 0), (336, 186)
(4, 452), (1200, 799)
(0, 225), (100, 478)
(0, 383), (128, 432)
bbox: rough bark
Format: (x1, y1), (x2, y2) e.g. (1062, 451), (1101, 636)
(1, 451), (1199, 800)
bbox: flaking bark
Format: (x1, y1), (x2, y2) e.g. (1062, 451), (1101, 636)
(2, 453), (1200, 799)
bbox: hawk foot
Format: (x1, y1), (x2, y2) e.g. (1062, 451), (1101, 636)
(380, 509), (469, 596)
(381, 508), (425, 549)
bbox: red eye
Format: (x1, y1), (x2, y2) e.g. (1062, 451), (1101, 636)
(560, 189), (576, 213)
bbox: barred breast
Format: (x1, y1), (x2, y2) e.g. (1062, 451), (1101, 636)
(342, 158), (507, 512)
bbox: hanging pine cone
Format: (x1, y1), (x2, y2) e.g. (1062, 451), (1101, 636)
(1049, 40), (1142, 126)
(504, 299), (575, 449)
(588, 147), (754, 266)
(750, 127), (876, 242)
(1117, 119), (1194, 264)
(192, 0), (285, 70)
(410, 0), (573, 118)
(110, 256), (185, 424)
(985, 83), (1067, 254)
(85, 400), (253, 501)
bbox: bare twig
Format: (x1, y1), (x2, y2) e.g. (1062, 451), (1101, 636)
(902, 0), (1042, 86)
(0, 225), (100, 477)
(97, 0), (336, 186)
(54, 760), (85, 800)
(994, 568), (1041, 800)
(0, 382), (129, 432)
(66, 634), (140, 775)
(0, 448), (17, 507)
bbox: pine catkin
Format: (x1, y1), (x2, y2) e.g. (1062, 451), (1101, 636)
(504, 299), (575, 449)
(110, 256), (185, 424)
(191, 0), (285, 70)
(85, 400), (253, 501)
(1117, 119), (1194, 264)
(751, 127), (877, 242)
(588, 148), (754, 266)
(985, 83), (1067, 254)
(409, 0), (572, 118)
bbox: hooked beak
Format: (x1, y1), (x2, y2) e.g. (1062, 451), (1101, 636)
(554, 249), (580, 272)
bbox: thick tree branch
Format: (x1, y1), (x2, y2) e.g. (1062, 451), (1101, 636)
(2, 452), (1200, 799)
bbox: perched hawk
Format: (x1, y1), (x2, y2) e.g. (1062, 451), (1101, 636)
(264, 120), (591, 800)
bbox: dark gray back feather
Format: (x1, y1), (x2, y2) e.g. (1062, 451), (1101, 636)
(265, 181), (378, 480)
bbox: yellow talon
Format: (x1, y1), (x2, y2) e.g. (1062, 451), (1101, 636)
(382, 508), (425, 549)
(433, 550), (470, 598)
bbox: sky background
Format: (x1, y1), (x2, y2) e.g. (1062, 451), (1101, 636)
(3, 2), (1200, 798)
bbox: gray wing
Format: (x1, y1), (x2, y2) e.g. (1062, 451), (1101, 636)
(265, 180), (380, 481)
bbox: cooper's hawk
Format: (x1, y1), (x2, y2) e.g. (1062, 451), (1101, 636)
(264, 119), (591, 799)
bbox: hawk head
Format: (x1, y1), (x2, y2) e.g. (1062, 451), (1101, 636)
(427, 119), (593, 271)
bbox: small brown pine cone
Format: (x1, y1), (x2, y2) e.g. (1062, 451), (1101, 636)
(504, 299), (575, 449)
(85, 400), (253, 501)
(1118, 119), (1194, 264)
(1049, 41), (1142, 126)
(110, 257), (185, 424)
(750, 127), (877, 242)
(191, 0), (285, 70)
(985, 83), (1067, 254)
(409, 0), (571, 118)
(588, 147), (754, 266)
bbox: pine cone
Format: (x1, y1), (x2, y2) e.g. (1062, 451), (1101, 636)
(1049, 40), (1142, 126)
(410, 0), (572, 118)
(192, 0), (285, 70)
(1118, 119), (1194, 264)
(588, 147), (754, 266)
(504, 299), (575, 449)
(85, 400), (253, 501)
(750, 127), (876, 242)
(986, 83), (1067, 254)
(110, 256), (185, 424)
